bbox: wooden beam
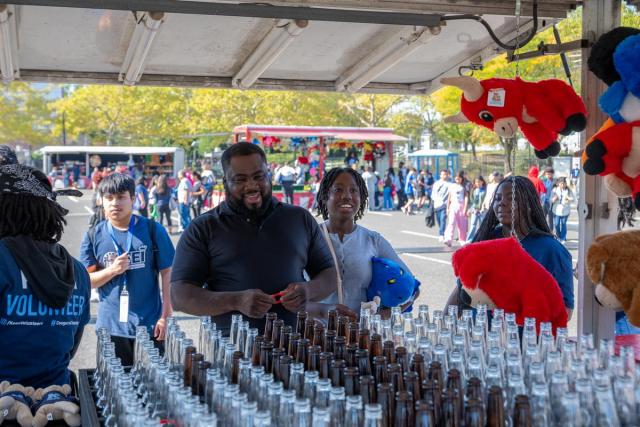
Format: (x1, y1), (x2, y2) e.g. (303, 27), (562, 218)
(578, 0), (621, 342)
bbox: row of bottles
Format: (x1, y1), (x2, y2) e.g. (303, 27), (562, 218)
(93, 304), (640, 426)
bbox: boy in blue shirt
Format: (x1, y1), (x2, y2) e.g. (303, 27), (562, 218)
(80, 173), (175, 365)
(0, 163), (90, 388)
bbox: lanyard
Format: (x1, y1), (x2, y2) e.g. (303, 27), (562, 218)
(107, 216), (135, 288)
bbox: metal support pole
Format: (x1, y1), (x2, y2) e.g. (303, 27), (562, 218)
(577, 0), (621, 342)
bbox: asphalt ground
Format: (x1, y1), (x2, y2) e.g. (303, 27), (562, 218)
(62, 191), (584, 373)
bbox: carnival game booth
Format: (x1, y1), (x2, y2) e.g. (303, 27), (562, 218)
(229, 125), (408, 207)
(39, 146), (186, 188)
(408, 149), (460, 175)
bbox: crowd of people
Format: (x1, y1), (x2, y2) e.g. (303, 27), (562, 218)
(3, 141), (629, 397)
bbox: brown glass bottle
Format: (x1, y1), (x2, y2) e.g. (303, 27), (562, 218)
(343, 366), (360, 395)
(372, 356), (388, 384)
(313, 324), (325, 348)
(264, 312), (277, 341)
(358, 328), (370, 351)
(465, 377), (483, 403)
(394, 390), (414, 427)
(415, 400), (436, 427)
(464, 398), (485, 427)
(230, 351), (243, 385)
(337, 315), (349, 337)
(411, 354), (428, 385)
(251, 336), (264, 366)
(190, 353), (204, 393)
(197, 360), (211, 399)
(288, 332), (301, 358)
(512, 395), (533, 427)
(272, 348), (283, 381)
(183, 345), (196, 387)
(304, 318), (315, 341)
(377, 382), (394, 427)
(319, 352), (333, 379)
(295, 311), (308, 336)
(441, 389), (462, 427)
(383, 341), (396, 364)
(307, 345), (321, 371)
(330, 359), (346, 387)
(324, 330), (337, 354)
(486, 385), (506, 427)
(404, 371), (421, 401)
(428, 361), (444, 391)
(334, 336), (346, 361)
(370, 333), (383, 361)
(422, 379), (442, 426)
(356, 349), (371, 375)
(346, 343), (358, 367)
(388, 363), (405, 395)
(347, 322), (359, 345)
(327, 309), (338, 332)
(279, 325), (292, 352)
(360, 375), (376, 404)
(271, 319), (284, 348)
(296, 338), (310, 368)
(279, 355), (292, 389)
(260, 341), (274, 373)
(446, 369), (464, 416)
(395, 347), (409, 372)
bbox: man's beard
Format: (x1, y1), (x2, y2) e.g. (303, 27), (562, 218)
(225, 186), (273, 221)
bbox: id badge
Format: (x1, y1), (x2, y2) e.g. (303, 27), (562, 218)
(119, 287), (129, 323)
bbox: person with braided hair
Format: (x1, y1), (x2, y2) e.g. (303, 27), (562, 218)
(309, 167), (419, 319)
(445, 175), (574, 320)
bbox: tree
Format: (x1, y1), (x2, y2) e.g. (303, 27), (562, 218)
(0, 83), (51, 146)
(337, 94), (408, 127)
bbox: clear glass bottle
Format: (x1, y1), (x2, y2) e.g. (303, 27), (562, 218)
(391, 306), (402, 328)
(613, 375), (635, 425)
(232, 392), (249, 427)
(303, 370), (319, 402)
(315, 378), (332, 408)
(279, 389), (296, 427)
(575, 378), (596, 427)
(222, 383), (240, 426)
(258, 373), (275, 411)
(290, 362), (305, 397)
(312, 406), (331, 427)
(293, 397), (312, 427)
(344, 395), (364, 427)
(432, 344), (448, 374)
(245, 328), (259, 361)
(418, 305), (430, 324)
(267, 381), (283, 421)
(230, 313), (243, 345)
(526, 362), (545, 394)
(254, 410), (272, 427)
(549, 371), (569, 425)
(240, 400), (258, 427)
(249, 365), (265, 403)
(594, 383), (620, 426)
(329, 386), (346, 427)
(597, 338), (614, 369)
(363, 403), (383, 427)
(530, 381), (551, 427)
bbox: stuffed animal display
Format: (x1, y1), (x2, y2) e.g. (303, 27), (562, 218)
(581, 27), (640, 208)
(0, 382), (34, 427)
(586, 230), (640, 327)
(441, 76), (586, 159)
(452, 237), (568, 332)
(367, 257), (420, 310)
(31, 384), (81, 427)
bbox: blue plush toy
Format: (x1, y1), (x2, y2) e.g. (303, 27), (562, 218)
(367, 257), (420, 311)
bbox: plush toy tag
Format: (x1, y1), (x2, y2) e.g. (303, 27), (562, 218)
(487, 88), (506, 107)
(2, 409), (7, 417)
(119, 287), (129, 323)
(47, 413), (53, 421)
(0, 391), (33, 407)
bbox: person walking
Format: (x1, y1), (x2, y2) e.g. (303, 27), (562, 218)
(444, 172), (469, 246)
(540, 166), (555, 229)
(383, 169), (394, 210)
(133, 176), (149, 218)
(177, 169), (192, 232)
(467, 176), (487, 242)
(80, 173), (175, 365)
(361, 166), (377, 211)
(154, 175), (174, 234)
(432, 169), (451, 242)
(275, 161), (297, 205)
(552, 178), (573, 244)
(190, 171), (206, 218)
(402, 167), (417, 214)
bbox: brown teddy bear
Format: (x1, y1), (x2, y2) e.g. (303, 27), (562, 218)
(586, 229), (640, 326)
(0, 381), (35, 427)
(31, 384), (81, 427)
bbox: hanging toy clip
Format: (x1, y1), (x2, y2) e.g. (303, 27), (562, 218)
(271, 291), (288, 304)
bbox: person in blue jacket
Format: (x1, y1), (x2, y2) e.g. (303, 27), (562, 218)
(0, 162), (90, 389)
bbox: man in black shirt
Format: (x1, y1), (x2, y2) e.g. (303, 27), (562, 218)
(170, 143), (337, 331)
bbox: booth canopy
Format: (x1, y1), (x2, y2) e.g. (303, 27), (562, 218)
(39, 146), (183, 155)
(234, 125), (408, 142)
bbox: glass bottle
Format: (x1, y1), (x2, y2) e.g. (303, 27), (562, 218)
(359, 328), (371, 351)
(327, 309), (338, 332)
(613, 375), (635, 426)
(245, 328), (258, 362)
(357, 349), (372, 376)
(222, 383), (240, 426)
(254, 410), (272, 427)
(308, 346), (321, 372)
(249, 365), (265, 403)
(373, 356), (388, 385)
(414, 400), (436, 427)
(421, 380), (442, 426)
(290, 362), (305, 397)
(272, 319), (284, 349)
(574, 378), (596, 427)
(272, 348), (284, 380)
(279, 389), (296, 427)
(330, 359), (346, 387)
(383, 341), (396, 364)
(334, 336), (346, 361)
(315, 378), (332, 408)
(324, 330), (337, 354)
(337, 315), (349, 337)
(296, 338), (311, 369)
(376, 383), (394, 427)
(251, 336), (265, 367)
(267, 381), (283, 422)
(360, 375), (376, 405)
(260, 341), (275, 373)
(183, 345), (197, 387)
(303, 370), (319, 402)
(464, 398), (485, 427)
(232, 392), (249, 427)
(395, 347), (409, 372)
(296, 311), (308, 336)
(404, 371), (421, 401)
(329, 386), (346, 427)
(345, 395), (364, 427)
(280, 325), (293, 353)
(388, 363), (404, 396)
(346, 343), (359, 367)
(230, 313), (243, 345)
(279, 355), (292, 390)
(293, 397), (312, 427)
(530, 381), (552, 427)
(313, 324), (325, 349)
(304, 319), (315, 342)
(411, 353), (428, 385)
(237, 321), (249, 356)
(312, 406), (331, 427)
(512, 395), (533, 427)
(258, 373), (275, 411)
(240, 400), (258, 427)
(594, 383), (620, 426)
(486, 385), (505, 427)
(347, 322), (359, 345)
(549, 371), (569, 425)
(394, 390), (414, 427)
(506, 373), (526, 422)
(289, 333), (302, 359)
(364, 403), (384, 427)
(344, 366), (360, 396)
(319, 352), (333, 380)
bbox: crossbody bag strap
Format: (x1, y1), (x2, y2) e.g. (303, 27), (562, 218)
(320, 222), (344, 305)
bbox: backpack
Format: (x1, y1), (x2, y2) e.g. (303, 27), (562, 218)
(87, 217), (160, 273)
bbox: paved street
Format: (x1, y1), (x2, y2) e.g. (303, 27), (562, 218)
(63, 191), (581, 372)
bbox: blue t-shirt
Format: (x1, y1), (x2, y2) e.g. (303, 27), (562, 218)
(80, 216), (175, 338)
(494, 228), (574, 309)
(134, 184), (149, 210)
(0, 242), (90, 388)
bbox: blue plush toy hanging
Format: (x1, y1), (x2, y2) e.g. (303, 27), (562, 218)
(367, 257), (420, 311)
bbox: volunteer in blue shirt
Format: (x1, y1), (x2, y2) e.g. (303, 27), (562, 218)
(0, 162), (90, 388)
(445, 176), (574, 320)
(80, 173), (175, 366)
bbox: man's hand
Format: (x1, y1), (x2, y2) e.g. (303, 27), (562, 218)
(237, 289), (275, 318)
(109, 253), (129, 276)
(154, 317), (167, 340)
(280, 283), (308, 313)
(307, 302), (357, 321)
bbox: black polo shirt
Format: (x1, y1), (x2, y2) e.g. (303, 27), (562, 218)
(171, 197), (333, 332)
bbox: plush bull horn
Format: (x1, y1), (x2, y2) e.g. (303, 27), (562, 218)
(443, 111), (469, 124)
(440, 76), (484, 102)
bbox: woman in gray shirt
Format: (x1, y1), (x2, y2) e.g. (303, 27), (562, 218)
(308, 167), (418, 319)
